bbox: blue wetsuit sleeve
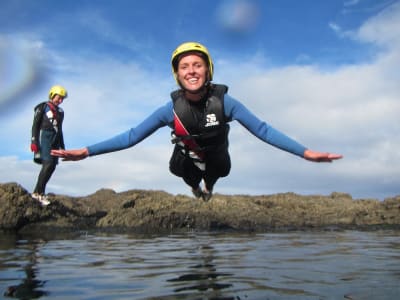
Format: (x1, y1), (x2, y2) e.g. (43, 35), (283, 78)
(224, 94), (307, 157)
(87, 102), (174, 156)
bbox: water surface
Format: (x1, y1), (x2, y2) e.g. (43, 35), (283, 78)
(1, 230), (399, 299)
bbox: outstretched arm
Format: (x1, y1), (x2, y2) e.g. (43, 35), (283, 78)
(303, 149), (343, 162)
(224, 95), (343, 162)
(51, 102), (174, 161)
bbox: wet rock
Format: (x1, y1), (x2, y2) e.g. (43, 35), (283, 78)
(1, 182), (399, 233)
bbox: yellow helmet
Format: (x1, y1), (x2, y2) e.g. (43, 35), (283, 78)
(171, 42), (214, 84)
(49, 85), (68, 99)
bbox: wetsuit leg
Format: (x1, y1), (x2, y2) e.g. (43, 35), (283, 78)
(33, 160), (57, 195)
(203, 150), (231, 191)
(169, 146), (203, 189)
(181, 163), (203, 189)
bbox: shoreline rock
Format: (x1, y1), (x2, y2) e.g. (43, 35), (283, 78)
(1, 182), (399, 234)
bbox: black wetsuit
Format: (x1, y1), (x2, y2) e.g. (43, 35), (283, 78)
(31, 101), (65, 195)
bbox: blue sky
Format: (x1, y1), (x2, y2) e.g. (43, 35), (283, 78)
(1, 0), (399, 199)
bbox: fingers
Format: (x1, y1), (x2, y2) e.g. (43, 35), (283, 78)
(328, 153), (343, 160)
(50, 149), (88, 161)
(51, 150), (62, 157)
(321, 153), (343, 162)
(318, 153), (343, 162)
(51, 149), (68, 157)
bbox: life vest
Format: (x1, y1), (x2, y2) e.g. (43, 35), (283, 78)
(171, 84), (229, 159)
(33, 101), (63, 132)
(32, 101), (64, 146)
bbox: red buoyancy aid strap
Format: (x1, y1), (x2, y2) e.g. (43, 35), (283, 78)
(47, 101), (58, 121)
(173, 110), (205, 160)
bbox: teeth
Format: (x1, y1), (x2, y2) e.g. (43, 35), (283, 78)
(189, 78), (197, 83)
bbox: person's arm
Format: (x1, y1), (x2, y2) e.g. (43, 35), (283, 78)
(31, 103), (44, 153)
(224, 95), (342, 161)
(51, 102), (174, 160)
(224, 95), (307, 156)
(58, 109), (65, 150)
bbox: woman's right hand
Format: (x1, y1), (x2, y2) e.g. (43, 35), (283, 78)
(51, 148), (89, 161)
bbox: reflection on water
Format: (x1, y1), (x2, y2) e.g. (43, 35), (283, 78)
(1, 235), (48, 299)
(167, 243), (233, 294)
(1, 230), (400, 299)
(3, 261), (47, 299)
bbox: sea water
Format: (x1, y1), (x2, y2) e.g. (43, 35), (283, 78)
(1, 230), (399, 299)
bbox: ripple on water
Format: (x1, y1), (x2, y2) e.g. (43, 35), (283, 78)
(1, 230), (400, 299)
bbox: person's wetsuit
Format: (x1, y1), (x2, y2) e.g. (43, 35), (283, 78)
(86, 90), (307, 191)
(31, 102), (65, 195)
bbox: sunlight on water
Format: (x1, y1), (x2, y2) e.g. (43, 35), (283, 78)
(1, 230), (400, 299)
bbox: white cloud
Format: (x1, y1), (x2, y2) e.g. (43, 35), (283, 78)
(356, 2), (400, 47)
(328, 22), (356, 40)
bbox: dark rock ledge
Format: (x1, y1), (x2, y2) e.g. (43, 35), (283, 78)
(1, 182), (399, 234)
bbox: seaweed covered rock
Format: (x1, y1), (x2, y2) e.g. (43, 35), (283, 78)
(1, 182), (399, 233)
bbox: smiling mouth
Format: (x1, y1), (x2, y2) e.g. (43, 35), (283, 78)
(188, 78), (198, 83)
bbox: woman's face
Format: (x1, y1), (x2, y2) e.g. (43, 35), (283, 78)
(176, 53), (208, 93)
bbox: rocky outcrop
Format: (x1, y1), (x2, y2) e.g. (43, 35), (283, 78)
(1, 182), (399, 233)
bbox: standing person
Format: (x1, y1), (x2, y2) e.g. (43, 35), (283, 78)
(31, 85), (67, 205)
(52, 42), (342, 201)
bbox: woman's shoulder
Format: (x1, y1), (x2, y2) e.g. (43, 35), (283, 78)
(224, 93), (244, 110)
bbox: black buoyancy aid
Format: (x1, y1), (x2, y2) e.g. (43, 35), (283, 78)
(171, 84), (229, 155)
(34, 101), (62, 131)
